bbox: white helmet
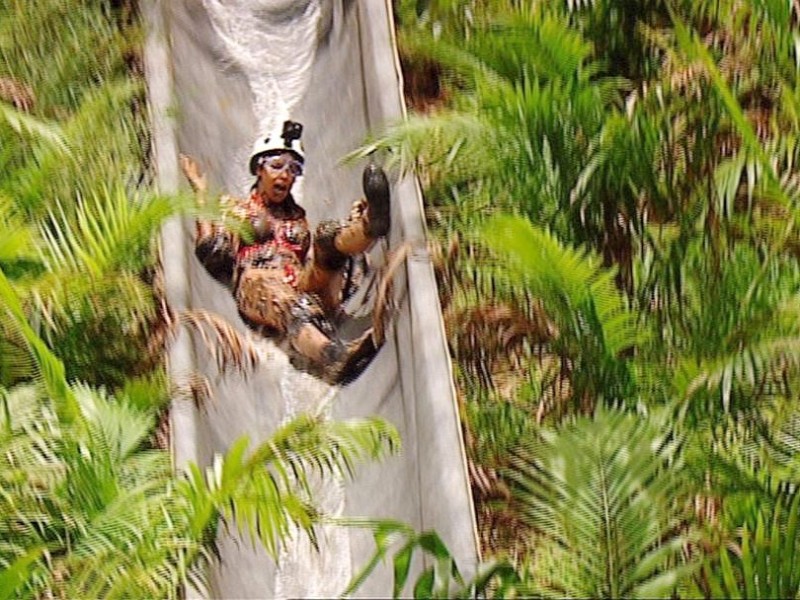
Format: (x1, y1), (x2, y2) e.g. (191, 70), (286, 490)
(249, 120), (305, 175)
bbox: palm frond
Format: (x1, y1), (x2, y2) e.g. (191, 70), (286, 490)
(0, 385), (67, 596)
(676, 335), (800, 414)
(349, 112), (489, 182)
(762, 405), (800, 482)
(0, 312), (35, 387)
(670, 7), (794, 222)
(467, 12), (596, 84)
(483, 215), (643, 403)
(2, 381), (196, 599)
(0, 546), (44, 600)
(0, 101), (67, 153)
(0, 269), (78, 424)
(0, 386), (64, 509)
(0, 0), (135, 113)
(59, 479), (198, 600)
(696, 491), (800, 599)
(37, 186), (182, 277)
(685, 396), (800, 512)
(73, 383), (154, 464)
(507, 407), (691, 599)
(23, 271), (159, 387)
(181, 414), (400, 558)
(398, 28), (505, 92)
(30, 270), (155, 334)
(116, 369), (170, 414)
(0, 194), (36, 266)
(339, 518), (520, 599)
(175, 309), (260, 376)
(5, 80), (147, 218)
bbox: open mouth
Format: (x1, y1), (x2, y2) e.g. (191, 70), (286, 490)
(273, 182), (288, 195)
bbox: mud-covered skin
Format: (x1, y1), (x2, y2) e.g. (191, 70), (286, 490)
(281, 292), (378, 384)
(195, 230), (237, 285)
(287, 292), (336, 338)
(289, 325), (379, 385)
(195, 190), (311, 290)
(313, 220), (348, 270)
(235, 268), (293, 333)
(192, 164), (392, 385)
(233, 256), (372, 383)
(236, 193), (310, 279)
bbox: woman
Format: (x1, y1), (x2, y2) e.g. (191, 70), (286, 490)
(180, 120), (391, 384)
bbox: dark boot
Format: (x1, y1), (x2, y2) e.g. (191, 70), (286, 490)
(330, 164), (391, 257)
(323, 329), (380, 385)
(286, 294), (380, 385)
(362, 163), (391, 237)
(299, 164), (391, 307)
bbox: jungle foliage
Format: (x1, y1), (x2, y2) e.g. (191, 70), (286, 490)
(0, 1), (399, 597)
(380, 0), (800, 596)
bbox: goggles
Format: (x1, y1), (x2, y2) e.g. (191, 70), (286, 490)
(259, 155), (304, 177)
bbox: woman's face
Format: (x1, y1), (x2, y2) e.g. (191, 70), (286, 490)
(256, 152), (303, 204)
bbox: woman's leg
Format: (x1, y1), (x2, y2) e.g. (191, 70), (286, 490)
(298, 163), (391, 310)
(285, 292), (378, 384)
(237, 268), (378, 384)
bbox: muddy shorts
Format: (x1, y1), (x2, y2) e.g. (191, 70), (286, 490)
(235, 267), (329, 337)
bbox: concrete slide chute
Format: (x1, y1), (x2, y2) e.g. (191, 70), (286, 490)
(145, 1), (477, 597)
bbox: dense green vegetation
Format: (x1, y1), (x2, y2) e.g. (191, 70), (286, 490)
(5, 0), (800, 596)
(374, 0), (800, 595)
(0, 2), (397, 597)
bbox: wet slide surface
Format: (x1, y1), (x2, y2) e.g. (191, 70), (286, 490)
(145, 1), (477, 597)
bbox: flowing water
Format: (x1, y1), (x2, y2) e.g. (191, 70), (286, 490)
(200, 1), (352, 596)
(201, 0), (323, 196)
(276, 370), (351, 598)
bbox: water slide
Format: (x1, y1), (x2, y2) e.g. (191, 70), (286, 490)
(143, 0), (477, 597)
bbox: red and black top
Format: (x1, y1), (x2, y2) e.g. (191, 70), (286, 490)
(195, 191), (311, 289)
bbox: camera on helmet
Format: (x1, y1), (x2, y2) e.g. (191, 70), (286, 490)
(282, 120), (303, 144)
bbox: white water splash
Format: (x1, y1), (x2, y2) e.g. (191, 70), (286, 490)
(202, 0), (322, 196)
(201, 2), (352, 596)
(275, 370), (352, 598)
(201, 0), (321, 132)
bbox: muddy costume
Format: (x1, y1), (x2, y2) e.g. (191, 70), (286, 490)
(186, 120), (390, 384)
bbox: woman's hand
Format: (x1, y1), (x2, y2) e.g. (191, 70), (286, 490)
(179, 153), (208, 196)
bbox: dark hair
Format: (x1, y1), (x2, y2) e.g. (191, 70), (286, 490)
(279, 194), (306, 219)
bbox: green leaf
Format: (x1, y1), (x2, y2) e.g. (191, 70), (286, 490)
(393, 542), (415, 598)
(719, 547), (742, 599)
(0, 268), (79, 425)
(417, 531), (451, 559)
(0, 101), (69, 152)
(414, 568), (435, 599)
(742, 524), (755, 598)
(0, 546), (44, 600)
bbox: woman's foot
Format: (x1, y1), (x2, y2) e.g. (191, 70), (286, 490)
(288, 327), (380, 386)
(362, 163), (390, 237)
(328, 329), (380, 385)
(286, 296), (381, 385)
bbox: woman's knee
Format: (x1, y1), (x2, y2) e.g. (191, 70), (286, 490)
(314, 220), (348, 270)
